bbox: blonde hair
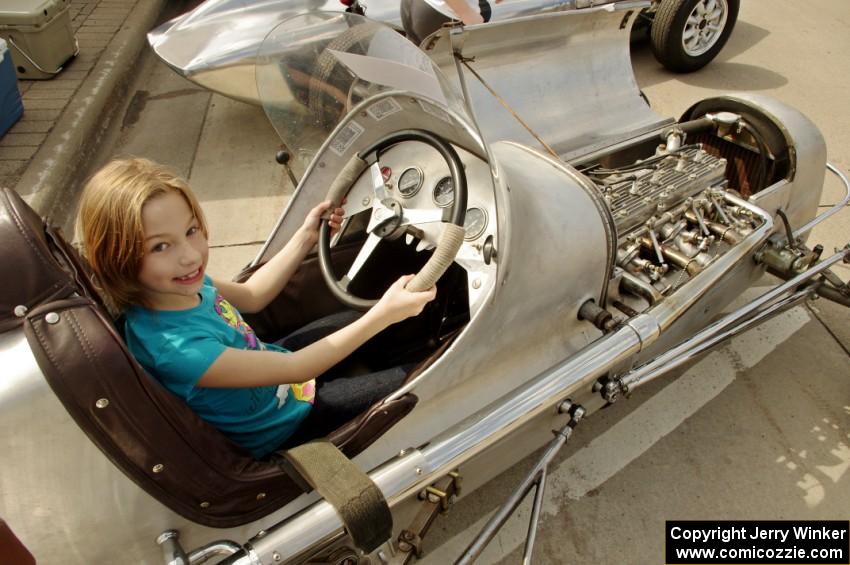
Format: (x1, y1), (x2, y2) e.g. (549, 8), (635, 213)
(75, 157), (208, 311)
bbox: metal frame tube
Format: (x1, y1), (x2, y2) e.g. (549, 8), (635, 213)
(621, 287), (814, 393)
(455, 423), (570, 565)
(187, 541), (242, 565)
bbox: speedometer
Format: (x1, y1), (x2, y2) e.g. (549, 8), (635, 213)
(433, 176), (454, 207)
(463, 207), (487, 240)
(397, 167), (423, 197)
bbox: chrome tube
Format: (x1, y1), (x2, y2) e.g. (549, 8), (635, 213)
(793, 163), (850, 238)
(621, 287), (813, 393)
(157, 531), (188, 565)
(418, 319), (645, 474)
(455, 417), (574, 565)
(187, 541), (242, 564)
(242, 449), (428, 565)
(620, 247), (850, 393)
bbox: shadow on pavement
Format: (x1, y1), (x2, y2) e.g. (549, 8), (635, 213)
(632, 20), (784, 92)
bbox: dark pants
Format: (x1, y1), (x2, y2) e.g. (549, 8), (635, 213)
(401, 0), (492, 45)
(278, 311), (410, 446)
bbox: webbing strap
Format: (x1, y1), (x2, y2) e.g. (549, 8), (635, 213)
(283, 441), (392, 553)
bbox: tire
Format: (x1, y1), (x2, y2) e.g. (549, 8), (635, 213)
(650, 0), (739, 73)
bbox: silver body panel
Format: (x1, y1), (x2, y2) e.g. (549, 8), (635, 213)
(425, 3), (669, 159)
(148, 0), (651, 106)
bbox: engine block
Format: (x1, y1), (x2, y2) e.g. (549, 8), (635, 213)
(591, 146), (728, 235)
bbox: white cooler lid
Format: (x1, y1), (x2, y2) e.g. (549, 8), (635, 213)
(0, 0), (68, 26)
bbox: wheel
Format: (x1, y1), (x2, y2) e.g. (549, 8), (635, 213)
(650, 0), (739, 73)
(318, 130), (468, 310)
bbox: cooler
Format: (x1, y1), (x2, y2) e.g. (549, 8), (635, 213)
(0, 0), (78, 79)
(0, 38), (23, 137)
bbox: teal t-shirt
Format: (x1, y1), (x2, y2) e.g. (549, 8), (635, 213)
(124, 276), (314, 458)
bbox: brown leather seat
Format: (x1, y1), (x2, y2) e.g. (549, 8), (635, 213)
(0, 519), (36, 565)
(1, 188), (415, 527)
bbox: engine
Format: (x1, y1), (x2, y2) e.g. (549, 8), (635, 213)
(585, 138), (764, 309)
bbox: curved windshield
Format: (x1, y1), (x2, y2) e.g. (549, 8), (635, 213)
(256, 12), (474, 174)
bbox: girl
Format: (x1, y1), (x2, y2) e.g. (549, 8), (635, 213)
(75, 157), (436, 458)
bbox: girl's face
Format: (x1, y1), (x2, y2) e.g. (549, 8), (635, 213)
(137, 190), (208, 310)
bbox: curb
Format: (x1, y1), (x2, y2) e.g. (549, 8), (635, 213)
(16, 0), (169, 226)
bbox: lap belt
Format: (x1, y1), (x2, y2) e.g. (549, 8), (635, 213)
(281, 441), (392, 553)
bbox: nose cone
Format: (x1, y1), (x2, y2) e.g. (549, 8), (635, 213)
(147, 0), (336, 105)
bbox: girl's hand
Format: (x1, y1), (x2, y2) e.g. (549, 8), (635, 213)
(298, 200), (345, 247)
(462, 11), (484, 24)
(373, 275), (437, 325)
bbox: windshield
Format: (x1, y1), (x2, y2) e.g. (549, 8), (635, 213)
(256, 11), (475, 174)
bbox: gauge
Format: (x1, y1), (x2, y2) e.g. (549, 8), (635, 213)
(397, 167), (423, 197)
(463, 207), (487, 240)
(433, 176), (454, 207)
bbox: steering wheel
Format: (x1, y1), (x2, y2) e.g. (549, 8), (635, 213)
(318, 129), (468, 310)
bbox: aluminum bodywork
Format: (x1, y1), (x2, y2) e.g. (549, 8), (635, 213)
(147, 0), (650, 105)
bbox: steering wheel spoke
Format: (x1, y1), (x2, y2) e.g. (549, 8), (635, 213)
(343, 231), (382, 287)
(400, 207), (445, 228)
(370, 161), (390, 200)
(340, 177), (374, 219)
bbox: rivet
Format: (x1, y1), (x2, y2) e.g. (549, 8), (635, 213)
(200, 501), (210, 509)
(256, 492), (266, 501)
(362, 197), (371, 206)
(95, 398), (109, 409)
(14, 305), (28, 317)
(45, 312), (60, 324)
(415, 467), (423, 475)
(152, 464), (164, 473)
(273, 552), (282, 562)
(472, 279), (481, 289)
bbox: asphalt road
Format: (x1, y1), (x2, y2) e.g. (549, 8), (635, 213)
(87, 1), (850, 563)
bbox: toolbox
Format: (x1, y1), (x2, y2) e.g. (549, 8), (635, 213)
(0, 0), (78, 80)
(0, 38), (23, 137)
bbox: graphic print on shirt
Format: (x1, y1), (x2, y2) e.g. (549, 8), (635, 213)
(214, 295), (261, 350)
(290, 381), (316, 404)
(214, 293), (316, 406)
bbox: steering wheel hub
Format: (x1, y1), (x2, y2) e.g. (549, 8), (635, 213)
(370, 199), (405, 239)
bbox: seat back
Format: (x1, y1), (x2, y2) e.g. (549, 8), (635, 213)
(2, 188), (415, 527)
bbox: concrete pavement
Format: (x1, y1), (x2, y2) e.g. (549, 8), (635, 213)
(2, 0), (167, 222)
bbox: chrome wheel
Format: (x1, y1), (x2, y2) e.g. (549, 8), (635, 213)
(681, 0), (728, 57)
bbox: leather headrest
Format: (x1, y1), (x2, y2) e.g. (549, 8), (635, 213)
(0, 188), (80, 332)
